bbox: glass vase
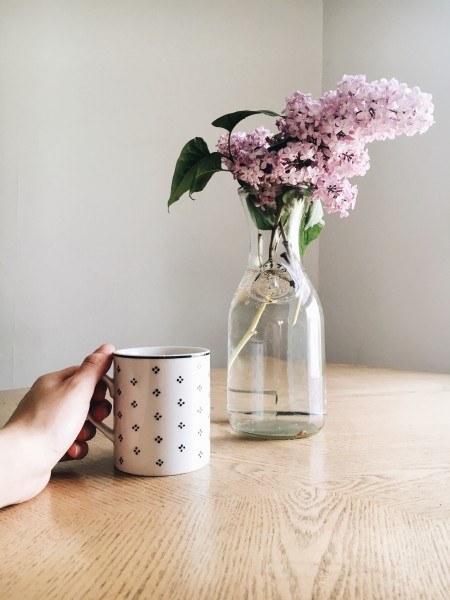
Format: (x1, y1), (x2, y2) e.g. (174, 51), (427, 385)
(227, 189), (326, 439)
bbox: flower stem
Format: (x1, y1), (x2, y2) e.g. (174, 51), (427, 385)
(228, 301), (269, 369)
(292, 292), (302, 326)
(257, 233), (263, 267)
(279, 219), (292, 263)
(268, 203), (284, 262)
(227, 132), (235, 165)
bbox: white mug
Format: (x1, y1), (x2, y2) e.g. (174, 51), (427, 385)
(88, 346), (210, 476)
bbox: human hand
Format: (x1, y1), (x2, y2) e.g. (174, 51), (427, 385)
(59, 377), (112, 462)
(0, 343), (114, 508)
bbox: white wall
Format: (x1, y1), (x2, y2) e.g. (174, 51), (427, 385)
(321, 0), (450, 373)
(3, 0), (447, 389)
(0, 0), (323, 388)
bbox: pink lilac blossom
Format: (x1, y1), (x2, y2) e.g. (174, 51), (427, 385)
(217, 75), (434, 216)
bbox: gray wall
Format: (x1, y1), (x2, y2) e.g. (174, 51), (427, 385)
(320, 0), (450, 374)
(1, 0), (448, 389)
(0, 0), (322, 388)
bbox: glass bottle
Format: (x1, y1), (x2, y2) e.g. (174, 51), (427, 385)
(227, 189), (326, 439)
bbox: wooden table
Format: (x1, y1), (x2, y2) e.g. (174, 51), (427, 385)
(1, 365), (449, 599)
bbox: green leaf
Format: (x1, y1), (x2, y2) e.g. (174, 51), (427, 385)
(304, 199), (324, 230)
(168, 138), (210, 206)
(245, 196), (276, 230)
(168, 139), (222, 207)
(300, 222), (324, 256)
(189, 152), (223, 194)
(211, 110), (281, 133)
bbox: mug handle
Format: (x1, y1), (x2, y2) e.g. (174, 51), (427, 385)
(87, 374), (115, 442)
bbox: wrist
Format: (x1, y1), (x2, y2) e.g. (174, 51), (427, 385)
(0, 423), (51, 508)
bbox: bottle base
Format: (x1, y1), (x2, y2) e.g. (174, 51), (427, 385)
(228, 411), (325, 440)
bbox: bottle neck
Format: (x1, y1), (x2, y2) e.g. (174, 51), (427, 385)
(239, 189), (306, 303)
(241, 192), (305, 272)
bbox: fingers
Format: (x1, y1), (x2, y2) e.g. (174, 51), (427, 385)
(60, 402), (111, 462)
(89, 400), (112, 423)
(60, 441), (89, 461)
(60, 396), (112, 463)
(57, 346), (114, 465)
(73, 399), (110, 443)
(91, 379), (107, 402)
(76, 420), (97, 442)
(73, 343), (115, 390)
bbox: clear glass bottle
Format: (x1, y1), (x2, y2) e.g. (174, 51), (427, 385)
(227, 189), (326, 439)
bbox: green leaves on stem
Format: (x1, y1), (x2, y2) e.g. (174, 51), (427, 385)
(300, 201), (325, 256)
(166, 108), (324, 255)
(211, 110), (281, 133)
(245, 194), (278, 230)
(168, 138), (222, 208)
(300, 223), (324, 255)
(246, 189), (325, 256)
(167, 110), (280, 208)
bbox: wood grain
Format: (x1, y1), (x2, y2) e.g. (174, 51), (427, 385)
(1, 365), (449, 599)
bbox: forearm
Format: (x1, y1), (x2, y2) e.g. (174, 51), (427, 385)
(0, 424), (51, 509)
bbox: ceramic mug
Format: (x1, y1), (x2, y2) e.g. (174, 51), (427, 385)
(88, 346), (210, 476)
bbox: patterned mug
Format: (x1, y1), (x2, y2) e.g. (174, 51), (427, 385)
(88, 346), (210, 476)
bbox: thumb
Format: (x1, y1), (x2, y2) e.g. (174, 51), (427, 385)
(73, 343), (115, 390)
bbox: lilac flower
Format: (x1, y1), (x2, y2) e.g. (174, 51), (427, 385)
(313, 175), (358, 217)
(217, 75), (434, 217)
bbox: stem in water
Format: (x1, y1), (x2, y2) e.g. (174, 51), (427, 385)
(228, 301), (269, 369)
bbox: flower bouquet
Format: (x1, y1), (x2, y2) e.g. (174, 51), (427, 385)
(168, 75), (434, 439)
